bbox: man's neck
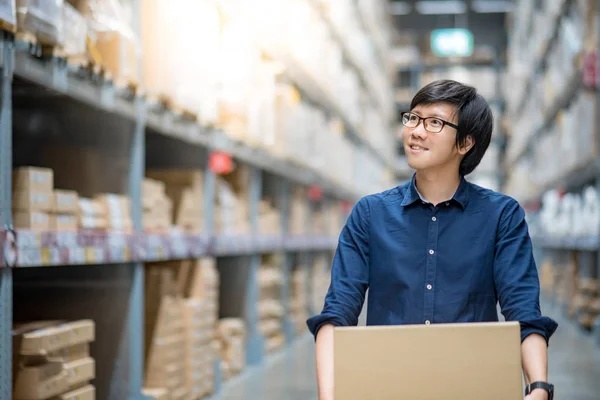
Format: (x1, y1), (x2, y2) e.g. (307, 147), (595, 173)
(415, 169), (461, 206)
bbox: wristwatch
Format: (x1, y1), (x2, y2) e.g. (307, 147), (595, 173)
(525, 382), (554, 400)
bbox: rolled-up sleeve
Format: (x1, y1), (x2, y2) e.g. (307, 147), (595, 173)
(493, 199), (558, 344)
(306, 196), (371, 338)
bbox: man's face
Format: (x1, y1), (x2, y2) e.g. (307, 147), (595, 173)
(402, 102), (471, 173)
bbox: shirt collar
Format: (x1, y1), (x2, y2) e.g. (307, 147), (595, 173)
(401, 173), (470, 209)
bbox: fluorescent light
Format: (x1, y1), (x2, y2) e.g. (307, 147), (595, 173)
(471, 0), (514, 13)
(390, 1), (412, 16)
(416, 1), (467, 15)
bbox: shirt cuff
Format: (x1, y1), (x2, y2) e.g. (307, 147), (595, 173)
(519, 316), (559, 344)
(306, 313), (349, 339)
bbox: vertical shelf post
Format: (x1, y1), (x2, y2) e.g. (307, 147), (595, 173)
(305, 193), (316, 316)
(0, 35), (14, 400)
(245, 166), (264, 365)
(594, 0), (600, 344)
(279, 179), (295, 344)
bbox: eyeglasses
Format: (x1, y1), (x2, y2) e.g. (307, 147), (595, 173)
(401, 112), (458, 133)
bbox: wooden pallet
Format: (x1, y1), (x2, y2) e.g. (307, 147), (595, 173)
(145, 92), (198, 121)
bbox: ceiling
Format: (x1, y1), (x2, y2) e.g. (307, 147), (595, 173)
(388, 0), (511, 64)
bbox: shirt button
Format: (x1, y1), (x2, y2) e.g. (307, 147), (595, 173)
(427, 284), (432, 290)
(425, 320), (431, 325)
(429, 249), (434, 255)
(445, 202), (449, 206)
(431, 216), (437, 222)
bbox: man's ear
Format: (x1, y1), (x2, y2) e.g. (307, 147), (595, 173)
(458, 136), (474, 155)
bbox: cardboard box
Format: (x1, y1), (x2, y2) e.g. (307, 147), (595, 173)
(13, 190), (53, 212)
(51, 384), (95, 400)
(50, 214), (78, 232)
(13, 211), (50, 231)
(333, 322), (523, 400)
(13, 322), (72, 356)
(63, 357), (95, 387)
(13, 360), (70, 400)
(53, 190), (79, 214)
(142, 388), (169, 400)
(48, 343), (90, 363)
(13, 167), (53, 193)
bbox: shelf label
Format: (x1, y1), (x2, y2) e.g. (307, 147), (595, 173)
(209, 152), (233, 175)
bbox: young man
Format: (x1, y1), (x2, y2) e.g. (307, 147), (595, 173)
(307, 80), (558, 400)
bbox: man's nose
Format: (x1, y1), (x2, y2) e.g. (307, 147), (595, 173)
(411, 122), (428, 140)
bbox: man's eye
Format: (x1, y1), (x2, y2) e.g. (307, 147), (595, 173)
(409, 115), (419, 122)
(429, 119), (442, 126)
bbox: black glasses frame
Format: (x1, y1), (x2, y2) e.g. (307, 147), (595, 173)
(401, 112), (459, 133)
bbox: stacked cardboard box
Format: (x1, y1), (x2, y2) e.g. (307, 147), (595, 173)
(95, 193), (133, 233)
(146, 169), (204, 234)
(144, 266), (188, 400)
(312, 256), (331, 312)
(12, 319), (96, 400)
(215, 178), (250, 235)
(12, 167), (54, 231)
(291, 268), (309, 336)
(16, 0), (62, 46)
(182, 258), (220, 398)
(554, 253), (578, 316)
(258, 199), (281, 235)
(258, 257), (285, 353)
(51, 190), (79, 232)
(217, 318), (246, 381)
(77, 197), (107, 231)
(574, 278), (600, 330)
(289, 187), (308, 235)
(142, 178), (173, 233)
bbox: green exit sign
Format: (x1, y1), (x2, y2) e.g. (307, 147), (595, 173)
(430, 29), (474, 57)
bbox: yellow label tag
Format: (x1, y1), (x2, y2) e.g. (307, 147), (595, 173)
(85, 247), (95, 263)
(41, 248), (51, 264)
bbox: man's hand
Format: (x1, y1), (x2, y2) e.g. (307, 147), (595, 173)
(524, 388), (549, 400)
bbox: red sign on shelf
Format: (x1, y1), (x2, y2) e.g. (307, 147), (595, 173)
(209, 152), (233, 175)
(308, 185), (323, 201)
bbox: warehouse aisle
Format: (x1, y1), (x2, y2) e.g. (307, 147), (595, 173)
(216, 299), (600, 400)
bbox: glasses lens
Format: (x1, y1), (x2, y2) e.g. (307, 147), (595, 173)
(402, 113), (416, 127)
(424, 118), (443, 133)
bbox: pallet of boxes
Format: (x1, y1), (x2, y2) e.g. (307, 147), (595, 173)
(181, 258), (220, 399)
(143, 265), (188, 400)
(143, 169), (204, 234)
(215, 165), (251, 236)
(258, 255), (286, 353)
(12, 319), (96, 400)
(291, 267), (309, 336)
(217, 318), (246, 382)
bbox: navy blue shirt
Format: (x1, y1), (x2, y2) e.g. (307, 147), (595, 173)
(307, 175), (558, 343)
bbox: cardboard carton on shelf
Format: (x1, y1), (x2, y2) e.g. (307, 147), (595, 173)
(142, 387), (169, 400)
(13, 210), (50, 231)
(53, 190), (79, 215)
(13, 359), (70, 400)
(12, 190), (54, 212)
(50, 384), (95, 400)
(13, 167), (54, 193)
(49, 214), (78, 232)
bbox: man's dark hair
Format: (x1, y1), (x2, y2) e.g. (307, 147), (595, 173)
(410, 79), (493, 176)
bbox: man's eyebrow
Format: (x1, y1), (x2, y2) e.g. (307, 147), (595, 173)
(412, 110), (449, 120)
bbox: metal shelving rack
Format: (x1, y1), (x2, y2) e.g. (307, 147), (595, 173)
(0, 23), (349, 399)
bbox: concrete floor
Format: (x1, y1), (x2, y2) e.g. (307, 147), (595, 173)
(216, 299), (600, 400)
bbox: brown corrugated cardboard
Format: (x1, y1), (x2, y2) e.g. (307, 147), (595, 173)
(50, 384), (95, 400)
(48, 343), (90, 363)
(13, 360), (70, 400)
(63, 357), (95, 388)
(13, 190), (54, 212)
(142, 387), (169, 400)
(13, 167), (54, 193)
(53, 190), (79, 214)
(333, 322), (523, 400)
(13, 322), (72, 356)
(13, 211), (50, 231)
(50, 214), (78, 232)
